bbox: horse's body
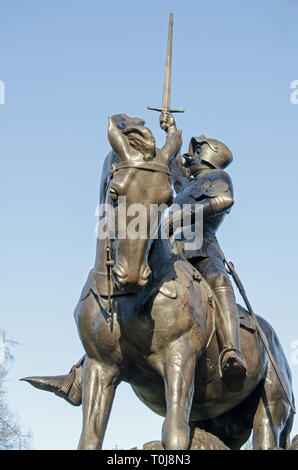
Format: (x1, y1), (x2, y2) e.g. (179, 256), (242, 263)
(75, 234), (294, 450)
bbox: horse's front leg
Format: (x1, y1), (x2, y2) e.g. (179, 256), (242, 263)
(78, 356), (119, 450)
(161, 337), (197, 450)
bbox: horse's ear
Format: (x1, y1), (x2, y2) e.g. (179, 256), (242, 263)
(107, 117), (130, 162)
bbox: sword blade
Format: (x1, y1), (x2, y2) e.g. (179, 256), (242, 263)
(162, 12), (173, 111)
(148, 13), (184, 114)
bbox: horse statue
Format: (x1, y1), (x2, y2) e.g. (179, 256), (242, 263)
(23, 116), (295, 450)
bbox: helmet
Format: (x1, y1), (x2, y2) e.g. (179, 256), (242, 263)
(188, 135), (233, 169)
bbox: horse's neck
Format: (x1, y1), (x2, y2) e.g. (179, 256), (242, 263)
(94, 152), (116, 274)
(148, 236), (178, 279)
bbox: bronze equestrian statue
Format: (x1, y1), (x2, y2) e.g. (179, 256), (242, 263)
(22, 112), (295, 450)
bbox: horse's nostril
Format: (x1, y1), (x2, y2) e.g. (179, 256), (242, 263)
(113, 263), (151, 289)
(112, 265), (129, 288)
(113, 264), (126, 278)
(142, 267), (152, 280)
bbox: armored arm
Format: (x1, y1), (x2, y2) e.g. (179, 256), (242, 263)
(192, 170), (234, 219)
(163, 172), (234, 234)
(164, 194), (234, 234)
(159, 111), (182, 164)
(191, 193), (234, 220)
(161, 129), (183, 165)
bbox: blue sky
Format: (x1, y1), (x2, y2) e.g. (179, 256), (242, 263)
(1, 0), (298, 449)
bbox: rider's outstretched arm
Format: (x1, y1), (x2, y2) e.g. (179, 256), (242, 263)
(159, 111), (182, 164)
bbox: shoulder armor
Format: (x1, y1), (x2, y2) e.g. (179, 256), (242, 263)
(193, 171), (233, 199)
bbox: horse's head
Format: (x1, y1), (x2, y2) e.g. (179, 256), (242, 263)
(107, 117), (176, 291)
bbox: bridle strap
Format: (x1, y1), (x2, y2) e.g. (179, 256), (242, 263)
(111, 160), (171, 177)
(105, 194), (116, 330)
(104, 159), (171, 331)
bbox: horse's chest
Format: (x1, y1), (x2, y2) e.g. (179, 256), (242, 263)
(118, 308), (155, 356)
(116, 297), (192, 366)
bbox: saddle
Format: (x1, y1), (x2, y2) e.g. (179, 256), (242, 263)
(79, 262), (256, 337)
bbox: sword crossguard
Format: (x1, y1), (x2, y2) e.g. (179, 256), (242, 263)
(147, 106), (184, 113)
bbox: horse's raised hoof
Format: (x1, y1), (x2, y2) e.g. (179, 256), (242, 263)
(20, 360), (83, 406)
(219, 348), (247, 392)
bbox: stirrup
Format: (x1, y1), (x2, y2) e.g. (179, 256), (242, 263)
(218, 347), (247, 381)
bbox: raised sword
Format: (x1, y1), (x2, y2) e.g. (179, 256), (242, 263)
(148, 13), (184, 115)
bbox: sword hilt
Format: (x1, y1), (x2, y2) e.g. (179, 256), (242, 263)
(147, 106), (184, 113)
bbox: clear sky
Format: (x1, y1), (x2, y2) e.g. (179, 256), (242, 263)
(1, 0), (298, 450)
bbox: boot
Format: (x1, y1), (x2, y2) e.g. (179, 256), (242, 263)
(213, 285), (247, 391)
(21, 356), (84, 406)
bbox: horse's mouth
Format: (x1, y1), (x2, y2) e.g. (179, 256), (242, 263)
(113, 273), (149, 291)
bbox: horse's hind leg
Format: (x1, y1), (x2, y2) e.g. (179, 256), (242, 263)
(78, 356), (119, 450)
(159, 337), (196, 450)
(253, 364), (292, 450)
(279, 410), (294, 449)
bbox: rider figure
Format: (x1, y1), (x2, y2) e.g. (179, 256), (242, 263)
(162, 112), (247, 388)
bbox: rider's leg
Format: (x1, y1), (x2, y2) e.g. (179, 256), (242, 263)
(213, 276), (247, 383)
(193, 256), (247, 387)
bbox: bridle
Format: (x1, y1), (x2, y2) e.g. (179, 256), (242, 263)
(109, 160), (171, 177)
(104, 159), (171, 329)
